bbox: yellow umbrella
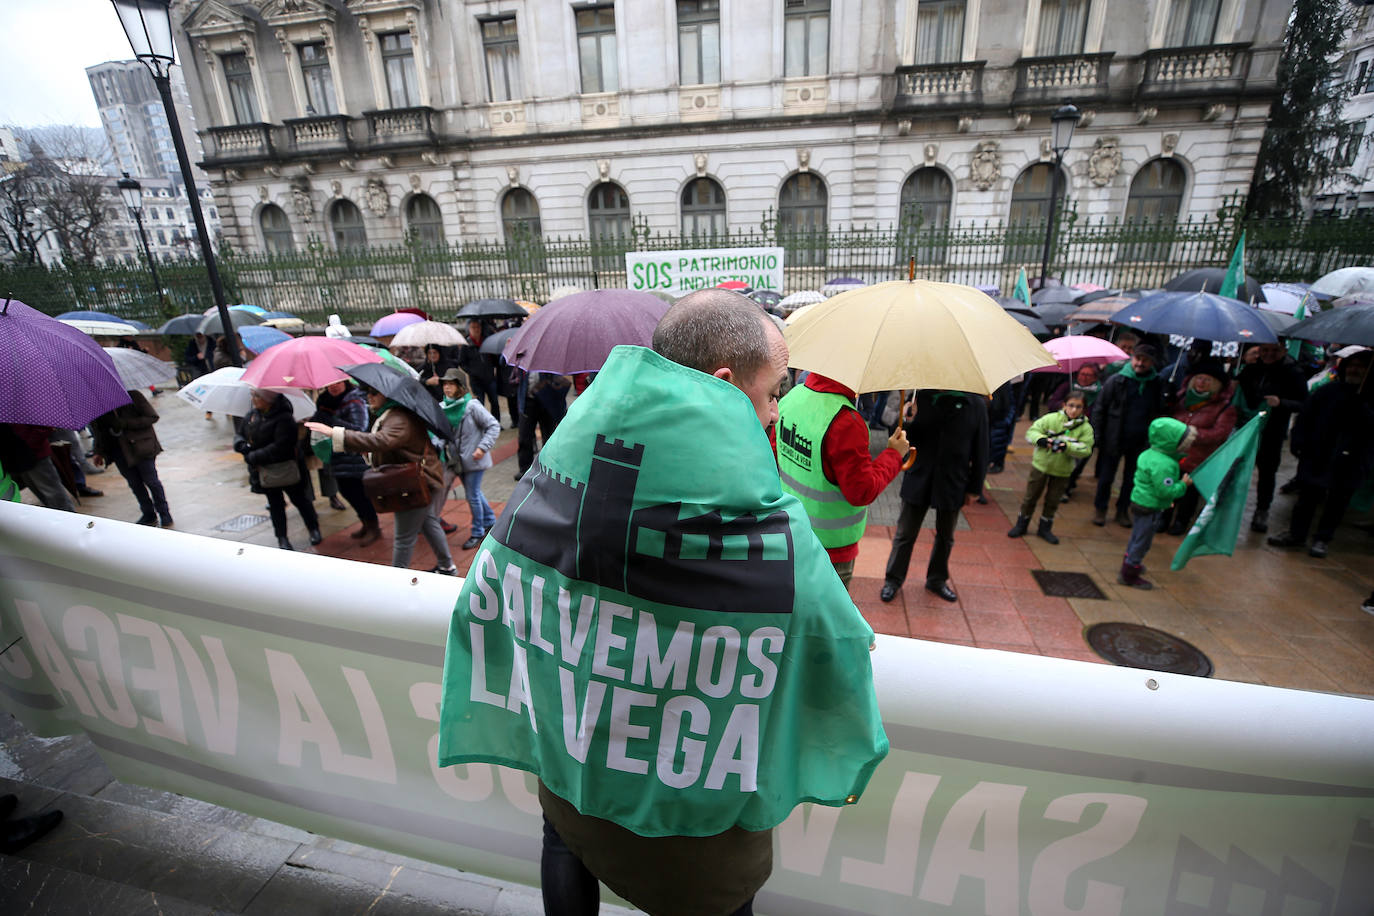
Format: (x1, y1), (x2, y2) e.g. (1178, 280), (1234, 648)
(515, 299), (541, 314)
(785, 279), (1056, 395)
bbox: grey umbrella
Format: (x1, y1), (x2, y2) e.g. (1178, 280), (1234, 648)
(198, 310), (263, 336)
(455, 298), (528, 320)
(340, 362), (454, 439)
(157, 314), (204, 335)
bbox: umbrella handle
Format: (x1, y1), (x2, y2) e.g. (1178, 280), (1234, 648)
(898, 388), (918, 471)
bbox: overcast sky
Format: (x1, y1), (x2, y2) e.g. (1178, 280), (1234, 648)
(1, 0), (146, 129)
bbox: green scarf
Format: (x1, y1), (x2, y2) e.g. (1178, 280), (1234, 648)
(1118, 361), (1156, 395)
(1183, 386), (1214, 409)
(437, 346), (888, 837)
(441, 393), (472, 430)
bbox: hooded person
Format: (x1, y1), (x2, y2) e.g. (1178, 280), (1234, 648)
(1121, 417), (1196, 590)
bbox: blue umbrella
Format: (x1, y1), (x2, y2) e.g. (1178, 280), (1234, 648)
(1108, 291), (1278, 344)
(238, 324), (293, 354)
(58, 309), (149, 329)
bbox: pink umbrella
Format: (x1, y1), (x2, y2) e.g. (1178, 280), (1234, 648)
(241, 337), (383, 389)
(370, 312), (426, 337)
(1030, 336), (1127, 373)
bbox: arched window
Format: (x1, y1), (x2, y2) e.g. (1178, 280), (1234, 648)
(898, 168), (953, 265)
(778, 172), (827, 266)
(1005, 163), (1067, 263)
(501, 188), (542, 239)
(405, 193), (444, 245)
(681, 177), (726, 237)
(587, 181), (630, 240)
(259, 204), (294, 253)
(329, 199), (367, 250)
(1122, 158), (1187, 261)
(502, 188), (545, 276)
(588, 181), (630, 272)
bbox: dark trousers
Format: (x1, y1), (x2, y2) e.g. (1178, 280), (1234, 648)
(473, 377), (502, 423)
(265, 480), (318, 539)
(539, 816), (755, 916)
(1094, 448), (1141, 513)
(518, 401), (560, 475)
(884, 499), (958, 588)
(1020, 468), (1071, 520)
(334, 474), (378, 528)
(113, 453), (169, 520)
(1289, 482), (1359, 543)
(1254, 429), (1286, 512)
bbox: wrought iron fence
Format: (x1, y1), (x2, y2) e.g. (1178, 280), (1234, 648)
(5, 196), (1371, 326)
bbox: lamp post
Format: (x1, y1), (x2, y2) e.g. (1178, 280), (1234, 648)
(111, 0), (240, 365)
(116, 172), (167, 313)
(1036, 102), (1082, 291)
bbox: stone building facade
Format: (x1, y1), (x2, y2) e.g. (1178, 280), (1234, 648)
(172, 0), (1289, 260)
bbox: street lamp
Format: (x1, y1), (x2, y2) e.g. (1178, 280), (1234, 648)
(117, 172), (166, 312)
(112, 0), (240, 365)
(1036, 102), (1082, 291)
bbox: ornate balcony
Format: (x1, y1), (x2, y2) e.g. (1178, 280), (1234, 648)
(284, 114), (353, 153)
(362, 107), (438, 148)
(204, 123), (275, 162)
(1139, 43), (1252, 100)
(893, 61), (985, 111)
(1013, 53), (1113, 106)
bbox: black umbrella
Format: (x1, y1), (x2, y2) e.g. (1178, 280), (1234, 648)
(996, 296), (1035, 315)
(341, 335), (381, 347)
(1031, 302), (1079, 325)
(1006, 310), (1051, 336)
(482, 326), (519, 357)
(1283, 304), (1374, 348)
(1072, 288), (1123, 305)
(198, 310), (263, 336)
(158, 313), (205, 335)
(340, 362), (454, 439)
(750, 290), (783, 307)
(1030, 286), (1077, 305)
(455, 298), (527, 320)
(1164, 268), (1266, 303)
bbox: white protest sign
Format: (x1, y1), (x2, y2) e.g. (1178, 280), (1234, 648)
(1, 502), (1372, 915)
(625, 247), (784, 297)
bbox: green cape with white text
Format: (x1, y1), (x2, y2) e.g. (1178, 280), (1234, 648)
(438, 345), (888, 837)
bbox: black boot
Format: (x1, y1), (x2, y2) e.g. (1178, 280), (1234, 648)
(1007, 514), (1030, 538)
(0, 809), (63, 854)
(1037, 518), (1060, 544)
(308, 528), (323, 546)
(277, 537), (294, 550)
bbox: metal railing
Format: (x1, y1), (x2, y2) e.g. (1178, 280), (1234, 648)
(5, 198), (1370, 326)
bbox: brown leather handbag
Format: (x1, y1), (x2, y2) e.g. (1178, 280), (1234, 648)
(363, 462), (431, 513)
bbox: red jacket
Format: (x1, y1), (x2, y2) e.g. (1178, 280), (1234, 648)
(1170, 377), (1238, 473)
(803, 374), (903, 563)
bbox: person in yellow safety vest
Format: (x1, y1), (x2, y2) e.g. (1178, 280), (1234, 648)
(776, 372), (908, 586)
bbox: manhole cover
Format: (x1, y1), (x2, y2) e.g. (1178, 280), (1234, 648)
(1031, 569), (1107, 600)
(1085, 623), (1213, 677)
(213, 513), (269, 532)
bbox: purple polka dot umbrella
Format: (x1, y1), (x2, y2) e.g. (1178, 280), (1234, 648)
(0, 298), (132, 429)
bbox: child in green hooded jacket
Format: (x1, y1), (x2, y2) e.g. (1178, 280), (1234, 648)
(1008, 391), (1095, 544)
(1120, 416), (1195, 589)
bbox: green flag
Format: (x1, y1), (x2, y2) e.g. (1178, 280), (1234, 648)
(1014, 267), (1032, 308)
(437, 346), (888, 837)
(1287, 293), (1309, 361)
(1218, 231), (1246, 299)
(1171, 412), (1267, 571)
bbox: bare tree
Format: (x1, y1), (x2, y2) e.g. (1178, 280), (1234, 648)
(20, 129), (119, 267)
(0, 165), (52, 264)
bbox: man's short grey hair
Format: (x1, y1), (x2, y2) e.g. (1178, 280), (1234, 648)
(652, 289), (772, 378)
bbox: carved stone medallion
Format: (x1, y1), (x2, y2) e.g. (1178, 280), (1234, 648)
(969, 140), (1001, 191)
(365, 178), (389, 218)
(1087, 137), (1122, 187)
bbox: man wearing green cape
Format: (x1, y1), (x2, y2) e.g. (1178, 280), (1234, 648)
(438, 290), (888, 915)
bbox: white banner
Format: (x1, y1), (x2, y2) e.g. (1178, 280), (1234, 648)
(625, 247), (784, 297)
(1, 502), (1371, 914)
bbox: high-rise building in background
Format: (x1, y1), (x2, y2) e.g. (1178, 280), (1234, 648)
(86, 59), (209, 191)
